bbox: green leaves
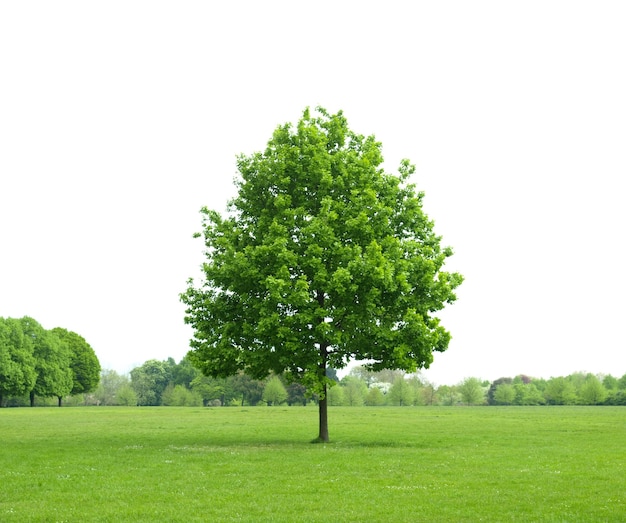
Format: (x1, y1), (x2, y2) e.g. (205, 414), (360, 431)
(183, 106), (463, 390)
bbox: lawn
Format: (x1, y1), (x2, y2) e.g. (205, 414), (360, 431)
(1, 406), (624, 522)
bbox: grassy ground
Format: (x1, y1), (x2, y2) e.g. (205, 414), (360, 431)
(1, 406), (624, 522)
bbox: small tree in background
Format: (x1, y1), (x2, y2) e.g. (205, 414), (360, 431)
(388, 376), (414, 406)
(365, 386), (386, 406)
(544, 377), (577, 405)
(493, 383), (515, 405)
(579, 375), (607, 405)
(262, 376), (288, 406)
(458, 377), (485, 406)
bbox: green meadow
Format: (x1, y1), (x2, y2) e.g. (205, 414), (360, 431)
(1, 406), (624, 522)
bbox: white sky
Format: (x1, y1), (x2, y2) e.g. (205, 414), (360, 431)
(1, 2), (624, 385)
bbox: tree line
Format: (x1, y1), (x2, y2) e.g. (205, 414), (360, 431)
(0, 316), (101, 407)
(49, 357), (626, 408)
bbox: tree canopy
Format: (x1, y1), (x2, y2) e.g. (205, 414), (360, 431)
(0, 316), (101, 407)
(182, 107), (463, 441)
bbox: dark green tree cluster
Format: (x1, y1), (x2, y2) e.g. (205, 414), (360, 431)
(0, 316), (100, 407)
(122, 356), (279, 407)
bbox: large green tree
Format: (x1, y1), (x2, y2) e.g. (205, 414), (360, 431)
(130, 359), (170, 406)
(51, 327), (101, 396)
(182, 108), (462, 441)
(0, 317), (37, 406)
(20, 317), (73, 406)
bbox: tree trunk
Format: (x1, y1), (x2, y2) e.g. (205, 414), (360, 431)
(316, 341), (330, 443)
(57, 396), (62, 407)
(30, 391), (35, 407)
(317, 381), (329, 442)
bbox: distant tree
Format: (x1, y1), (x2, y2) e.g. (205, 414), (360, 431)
(95, 369), (130, 406)
(116, 383), (137, 406)
(372, 369), (407, 386)
(341, 376), (366, 406)
(602, 374), (618, 391)
(171, 355), (201, 388)
(191, 375), (226, 406)
(605, 390), (626, 406)
(50, 327), (101, 396)
(162, 384), (202, 406)
(262, 376), (288, 406)
(388, 376), (414, 406)
(513, 382), (544, 405)
(493, 383), (515, 405)
(617, 373), (626, 391)
(406, 375), (424, 406)
(349, 365), (376, 387)
(130, 359), (170, 406)
(487, 377), (512, 405)
(231, 373), (265, 406)
(326, 367), (340, 383)
(327, 384), (344, 406)
(0, 317), (36, 406)
(437, 385), (459, 406)
(544, 377), (577, 405)
(364, 386), (385, 406)
(419, 381), (438, 406)
(579, 375), (607, 405)
(457, 377), (485, 406)
(20, 317), (72, 407)
(287, 382), (308, 406)
(181, 108), (462, 441)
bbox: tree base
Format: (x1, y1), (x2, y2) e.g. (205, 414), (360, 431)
(310, 436), (329, 444)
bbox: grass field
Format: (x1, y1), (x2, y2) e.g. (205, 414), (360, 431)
(1, 406), (625, 522)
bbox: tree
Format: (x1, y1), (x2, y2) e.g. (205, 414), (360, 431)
(262, 376), (288, 406)
(162, 384), (202, 406)
(419, 381), (438, 406)
(0, 317), (37, 406)
(20, 317), (72, 406)
(437, 385), (459, 406)
(327, 384), (344, 406)
(602, 374), (618, 391)
(231, 372), (265, 406)
(487, 377), (512, 405)
(287, 382), (308, 406)
(513, 382), (544, 405)
(50, 327), (101, 396)
(388, 376), (414, 406)
(493, 383), (515, 405)
(458, 377), (485, 406)
(341, 376), (366, 406)
(364, 386), (386, 406)
(544, 377), (577, 405)
(95, 369), (130, 406)
(130, 359), (170, 406)
(171, 355), (201, 389)
(182, 108), (462, 442)
(115, 383), (137, 406)
(579, 375), (607, 405)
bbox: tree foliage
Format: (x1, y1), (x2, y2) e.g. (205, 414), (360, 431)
(182, 107), (462, 441)
(20, 317), (73, 406)
(458, 377), (485, 406)
(130, 359), (170, 406)
(0, 317), (37, 404)
(262, 376), (288, 406)
(51, 327), (101, 395)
